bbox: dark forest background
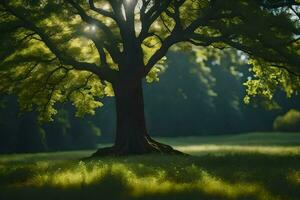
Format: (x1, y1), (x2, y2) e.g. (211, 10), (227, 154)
(1, 51), (300, 153)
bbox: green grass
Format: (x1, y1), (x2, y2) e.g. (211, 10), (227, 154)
(1, 132), (300, 200)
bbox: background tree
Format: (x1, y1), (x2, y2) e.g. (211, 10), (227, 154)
(0, 95), (102, 153)
(273, 109), (300, 132)
(0, 0), (299, 155)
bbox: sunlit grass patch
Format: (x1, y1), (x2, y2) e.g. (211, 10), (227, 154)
(127, 165), (277, 200)
(287, 170), (300, 186)
(177, 145), (300, 156)
(1, 153), (300, 200)
(14, 159), (278, 200)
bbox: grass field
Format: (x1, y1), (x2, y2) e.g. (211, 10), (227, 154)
(1, 132), (300, 200)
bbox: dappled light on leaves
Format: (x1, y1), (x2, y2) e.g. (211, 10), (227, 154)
(244, 59), (300, 106)
(0, 0), (299, 123)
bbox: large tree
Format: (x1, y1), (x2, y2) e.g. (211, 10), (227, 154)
(0, 0), (299, 155)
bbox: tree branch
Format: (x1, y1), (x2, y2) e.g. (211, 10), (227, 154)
(88, 0), (115, 20)
(289, 5), (300, 19)
(66, 0), (117, 44)
(144, 34), (179, 76)
(139, 0), (173, 40)
(67, 0), (121, 66)
(2, 2), (118, 83)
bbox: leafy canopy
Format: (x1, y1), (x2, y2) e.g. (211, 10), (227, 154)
(0, 0), (299, 121)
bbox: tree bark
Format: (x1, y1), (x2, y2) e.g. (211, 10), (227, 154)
(92, 79), (184, 156)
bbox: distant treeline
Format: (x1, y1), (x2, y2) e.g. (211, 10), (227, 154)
(0, 51), (299, 153)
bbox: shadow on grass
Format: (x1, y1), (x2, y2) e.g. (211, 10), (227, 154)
(1, 152), (300, 200)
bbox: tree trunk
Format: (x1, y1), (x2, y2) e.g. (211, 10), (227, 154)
(92, 79), (184, 156)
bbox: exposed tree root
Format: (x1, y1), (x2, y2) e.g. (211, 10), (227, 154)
(90, 137), (187, 157)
